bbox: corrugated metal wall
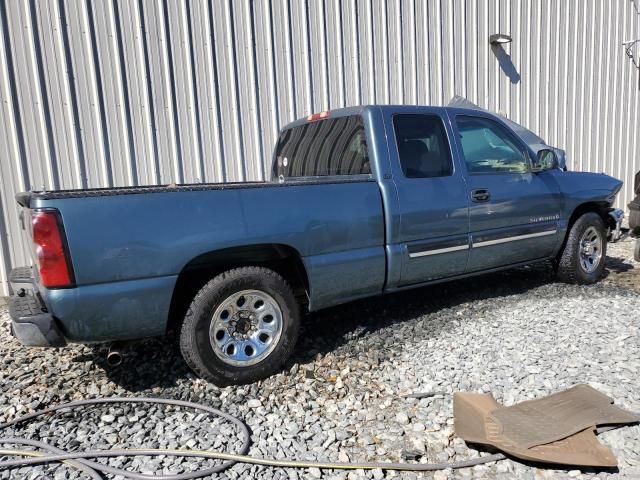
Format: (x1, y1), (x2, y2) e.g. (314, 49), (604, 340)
(1, 0), (639, 296)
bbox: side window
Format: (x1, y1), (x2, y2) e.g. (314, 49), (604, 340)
(274, 115), (371, 178)
(455, 116), (530, 174)
(393, 114), (453, 178)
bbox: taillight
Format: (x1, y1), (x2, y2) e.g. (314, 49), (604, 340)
(32, 210), (74, 288)
(306, 111), (330, 122)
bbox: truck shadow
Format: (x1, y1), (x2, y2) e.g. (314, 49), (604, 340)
(88, 262), (558, 392)
(602, 254), (639, 293)
(603, 255), (634, 275)
(288, 263), (554, 369)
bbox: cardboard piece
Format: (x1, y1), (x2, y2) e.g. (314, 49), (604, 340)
(490, 385), (638, 449)
(454, 385), (638, 467)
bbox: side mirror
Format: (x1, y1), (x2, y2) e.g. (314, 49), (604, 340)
(532, 149), (558, 172)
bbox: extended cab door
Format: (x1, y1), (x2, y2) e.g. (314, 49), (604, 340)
(382, 107), (470, 286)
(448, 110), (562, 271)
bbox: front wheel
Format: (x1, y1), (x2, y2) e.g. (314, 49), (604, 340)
(179, 267), (300, 385)
(555, 212), (607, 284)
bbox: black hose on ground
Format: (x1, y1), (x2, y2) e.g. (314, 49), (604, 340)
(3, 397), (627, 479)
(0, 397), (252, 480)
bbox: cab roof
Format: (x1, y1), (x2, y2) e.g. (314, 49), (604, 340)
(281, 104), (484, 131)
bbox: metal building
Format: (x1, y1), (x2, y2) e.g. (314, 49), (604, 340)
(1, 0), (639, 296)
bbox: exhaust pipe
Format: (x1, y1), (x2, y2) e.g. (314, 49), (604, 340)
(106, 345), (123, 367)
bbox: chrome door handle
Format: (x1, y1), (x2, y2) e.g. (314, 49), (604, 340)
(471, 189), (491, 202)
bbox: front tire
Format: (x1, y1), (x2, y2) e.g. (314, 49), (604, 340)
(555, 212), (607, 284)
(179, 267), (300, 386)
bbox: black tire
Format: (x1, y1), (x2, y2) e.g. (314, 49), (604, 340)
(634, 239), (640, 262)
(179, 267), (300, 386)
(555, 212), (607, 284)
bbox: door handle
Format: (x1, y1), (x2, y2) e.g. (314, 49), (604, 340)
(471, 189), (491, 202)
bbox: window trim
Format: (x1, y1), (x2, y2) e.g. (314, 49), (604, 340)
(454, 114), (533, 176)
(391, 113), (456, 180)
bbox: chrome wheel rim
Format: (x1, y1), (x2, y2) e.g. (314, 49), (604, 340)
(209, 289), (283, 367)
(579, 226), (603, 274)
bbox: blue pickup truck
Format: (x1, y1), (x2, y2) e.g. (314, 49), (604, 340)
(9, 105), (624, 385)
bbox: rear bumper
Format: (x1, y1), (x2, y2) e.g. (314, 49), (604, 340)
(8, 266), (177, 345)
(8, 267), (67, 347)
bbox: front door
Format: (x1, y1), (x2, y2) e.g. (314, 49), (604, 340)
(450, 112), (561, 272)
(386, 109), (470, 286)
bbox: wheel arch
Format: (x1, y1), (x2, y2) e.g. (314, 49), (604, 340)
(557, 202), (610, 257)
(567, 201), (613, 233)
(167, 244), (309, 334)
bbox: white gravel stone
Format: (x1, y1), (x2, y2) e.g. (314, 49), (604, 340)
(371, 468), (384, 479)
(309, 467), (322, 478)
(395, 412), (409, 425)
(411, 423), (425, 432)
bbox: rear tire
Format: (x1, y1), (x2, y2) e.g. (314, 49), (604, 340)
(179, 267), (300, 386)
(555, 212), (607, 284)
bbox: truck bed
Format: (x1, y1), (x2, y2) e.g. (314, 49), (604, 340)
(16, 177), (371, 205)
(23, 177), (386, 341)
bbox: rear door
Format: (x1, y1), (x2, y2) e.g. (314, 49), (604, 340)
(449, 110), (561, 271)
(383, 108), (470, 286)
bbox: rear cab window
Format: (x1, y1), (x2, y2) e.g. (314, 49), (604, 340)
(274, 115), (371, 180)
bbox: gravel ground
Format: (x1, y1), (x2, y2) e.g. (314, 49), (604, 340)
(1, 237), (639, 480)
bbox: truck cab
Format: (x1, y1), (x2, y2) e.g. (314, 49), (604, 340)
(280, 106), (621, 291)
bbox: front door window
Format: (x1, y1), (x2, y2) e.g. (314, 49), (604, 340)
(456, 116), (530, 174)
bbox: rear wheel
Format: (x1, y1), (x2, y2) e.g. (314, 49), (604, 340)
(555, 212), (607, 284)
(179, 267), (300, 385)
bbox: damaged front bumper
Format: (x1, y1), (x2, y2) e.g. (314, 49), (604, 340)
(608, 208), (624, 242)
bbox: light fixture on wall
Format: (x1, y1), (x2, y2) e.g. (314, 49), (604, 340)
(489, 34), (512, 45)
(622, 39), (640, 89)
(623, 39), (640, 67)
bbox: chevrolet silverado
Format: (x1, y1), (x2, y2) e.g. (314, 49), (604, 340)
(9, 105), (624, 385)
